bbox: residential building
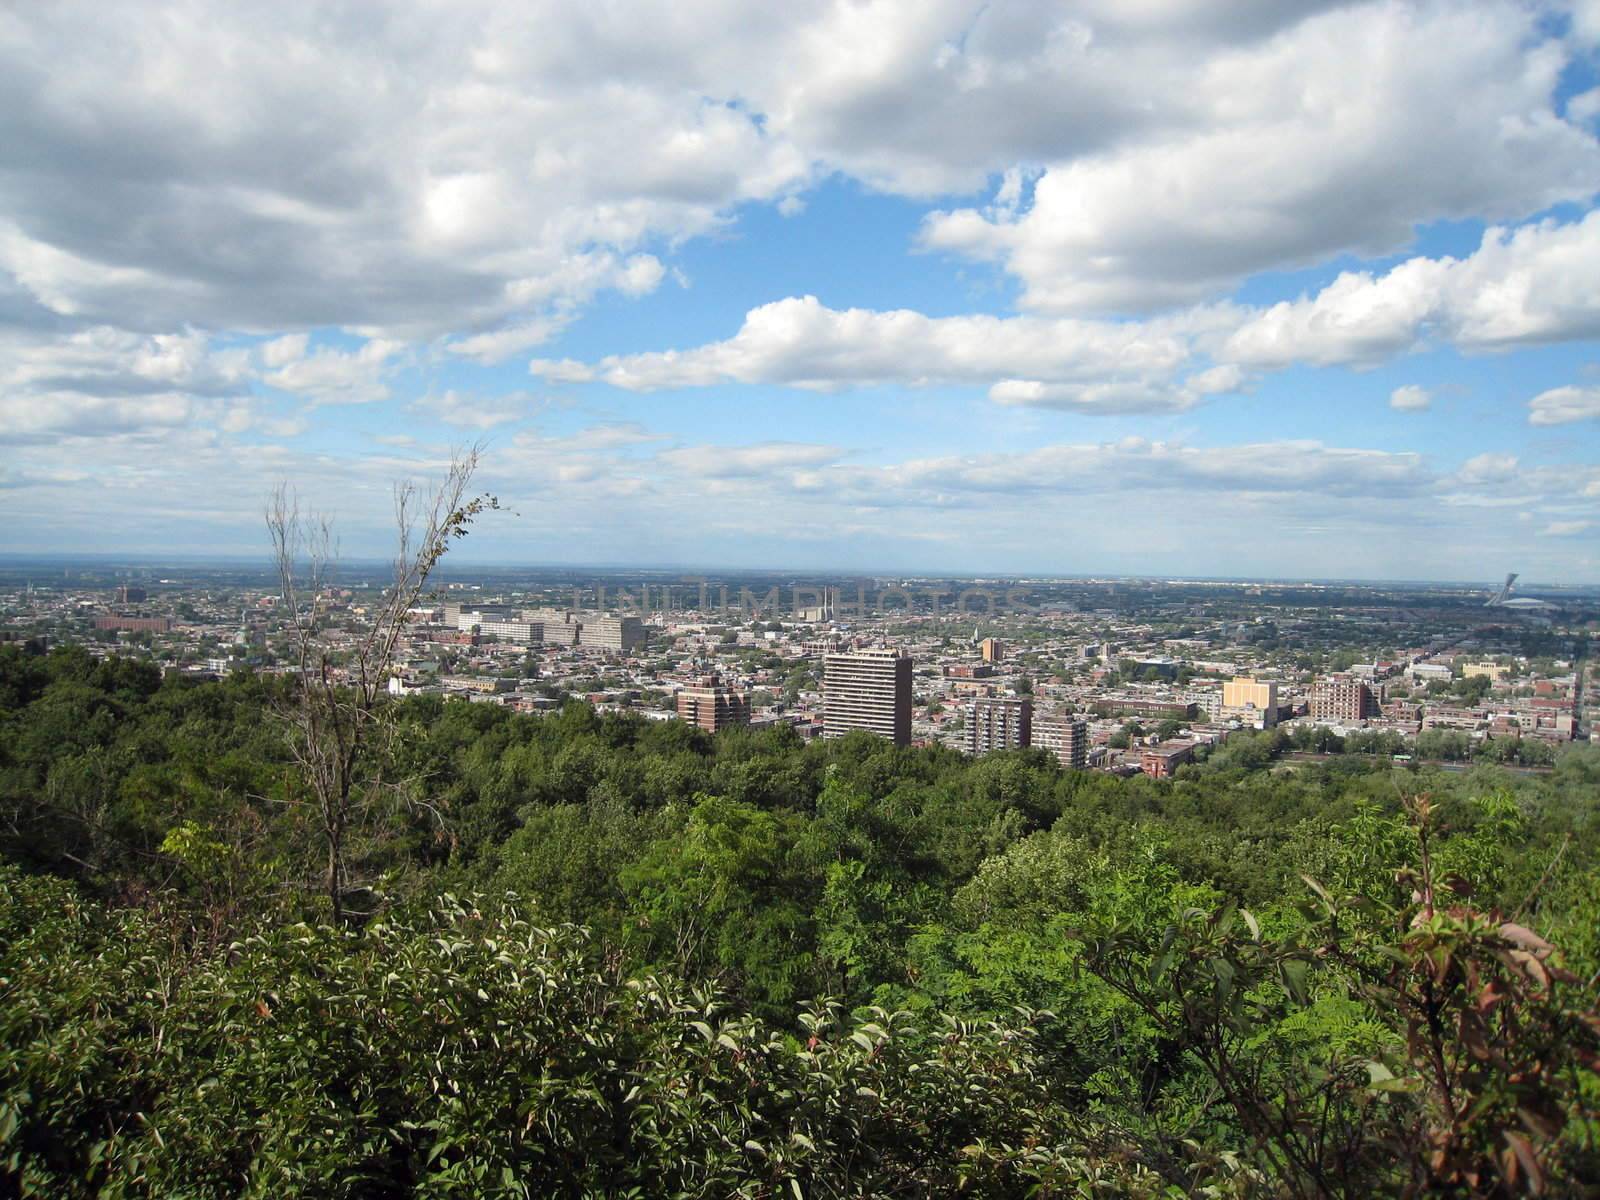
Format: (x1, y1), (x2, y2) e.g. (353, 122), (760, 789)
(964, 697), (1031, 754)
(1309, 675), (1379, 722)
(677, 674), (751, 733)
(1221, 676), (1279, 728)
(979, 637), (1004, 664)
(94, 614), (171, 634)
(1034, 713), (1088, 769)
(824, 648), (912, 746)
(438, 675), (512, 694)
(944, 663), (993, 679)
(476, 618), (543, 645)
(1140, 741), (1196, 779)
(579, 615), (647, 653)
(1099, 697), (1198, 721)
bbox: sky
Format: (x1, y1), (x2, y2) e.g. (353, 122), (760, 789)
(3, 1), (1600, 583)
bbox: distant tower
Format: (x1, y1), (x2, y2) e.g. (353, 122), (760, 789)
(1486, 573), (1518, 607)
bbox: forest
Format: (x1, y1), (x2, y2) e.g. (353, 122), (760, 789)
(2, 643), (1598, 1197)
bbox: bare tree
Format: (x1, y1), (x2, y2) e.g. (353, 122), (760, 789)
(266, 446), (497, 924)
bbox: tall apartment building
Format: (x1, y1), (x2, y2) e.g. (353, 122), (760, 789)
(978, 637), (1004, 664)
(579, 615), (647, 653)
(1034, 713), (1088, 769)
(677, 674), (751, 733)
(1221, 676), (1279, 728)
(823, 648), (912, 746)
(965, 697), (1031, 755)
(1309, 675), (1379, 723)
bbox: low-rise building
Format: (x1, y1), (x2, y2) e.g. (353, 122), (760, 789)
(1139, 741), (1196, 779)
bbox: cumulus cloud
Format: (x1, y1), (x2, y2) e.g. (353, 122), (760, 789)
(0, 324), (253, 442)
(1222, 212), (1600, 368)
(1, 0), (1593, 346)
(0, 6), (804, 340)
(257, 337), (404, 405)
(1455, 452), (1521, 484)
(533, 294), (1214, 412)
(919, 3), (1599, 314)
(1528, 383), (1600, 424)
(530, 208), (1600, 408)
(1390, 385), (1432, 411)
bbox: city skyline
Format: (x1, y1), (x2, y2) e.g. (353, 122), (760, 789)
(4, 3), (1600, 580)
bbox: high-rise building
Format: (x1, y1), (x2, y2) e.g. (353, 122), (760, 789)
(677, 674), (751, 733)
(965, 697), (1031, 754)
(1221, 676), (1279, 728)
(979, 637), (1004, 663)
(1309, 675), (1379, 722)
(1034, 713), (1088, 769)
(824, 648), (912, 745)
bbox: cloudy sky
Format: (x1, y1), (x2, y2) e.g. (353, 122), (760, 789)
(4, 1), (1600, 581)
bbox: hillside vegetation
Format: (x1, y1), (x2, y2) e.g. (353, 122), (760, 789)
(2, 645), (1597, 1197)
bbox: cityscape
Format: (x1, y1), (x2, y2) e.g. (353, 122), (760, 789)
(6, 560), (1594, 773)
(5, 1), (1600, 1195)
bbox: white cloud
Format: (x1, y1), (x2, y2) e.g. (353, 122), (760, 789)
(1, 1), (1593, 343)
(260, 333), (310, 368)
(530, 210), (1600, 407)
(1222, 212), (1600, 368)
(0, 391), (198, 441)
(412, 389), (534, 429)
(918, 3), (1599, 314)
(533, 294), (1206, 412)
(1455, 452), (1520, 484)
(0, 324), (254, 442)
(1390, 384), (1432, 411)
(657, 441), (844, 477)
(445, 253), (668, 364)
(1528, 383), (1600, 424)
(1541, 519), (1593, 536)
(0, 7), (806, 340)
(258, 337), (404, 405)
(447, 318), (569, 363)
(883, 438), (1430, 499)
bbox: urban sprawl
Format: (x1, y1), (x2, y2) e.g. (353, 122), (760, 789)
(6, 567), (1595, 776)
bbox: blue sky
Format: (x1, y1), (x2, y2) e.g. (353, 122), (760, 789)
(3, 1), (1599, 581)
